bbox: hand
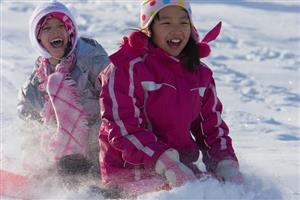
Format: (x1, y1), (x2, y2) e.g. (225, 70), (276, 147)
(57, 154), (92, 176)
(215, 160), (244, 184)
(155, 149), (196, 187)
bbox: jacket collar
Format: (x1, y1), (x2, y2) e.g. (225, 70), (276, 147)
(148, 43), (181, 64)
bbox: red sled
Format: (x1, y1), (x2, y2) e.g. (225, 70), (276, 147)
(0, 169), (28, 198)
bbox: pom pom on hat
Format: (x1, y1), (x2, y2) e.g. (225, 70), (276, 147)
(128, 31), (149, 49)
(198, 43), (211, 58)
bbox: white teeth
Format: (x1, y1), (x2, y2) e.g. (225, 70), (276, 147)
(171, 39), (181, 43)
(51, 38), (63, 43)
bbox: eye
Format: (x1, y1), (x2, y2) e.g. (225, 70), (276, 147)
(159, 21), (171, 26)
(158, 19), (171, 25)
(42, 26), (50, 32)
(181, 21), (190, 25)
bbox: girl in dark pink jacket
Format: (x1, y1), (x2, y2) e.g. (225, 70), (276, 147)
(99, 0), (243, 196)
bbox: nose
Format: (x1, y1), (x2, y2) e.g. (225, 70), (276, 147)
(172, 23), (181, 31)
(50, 27), (61, 35)
(170, 24), (185, 35)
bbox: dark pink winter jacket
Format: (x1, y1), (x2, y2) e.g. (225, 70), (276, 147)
(99, 31), (237, 187)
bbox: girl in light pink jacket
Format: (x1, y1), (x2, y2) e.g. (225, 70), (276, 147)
(99, 0), (243, 197)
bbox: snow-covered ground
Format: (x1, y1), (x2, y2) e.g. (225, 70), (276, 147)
(1, 0), (299, 199)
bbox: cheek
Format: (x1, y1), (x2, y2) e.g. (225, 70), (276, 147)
(184, 27), (192, 36)
(152, 35), (165, 49)
(39, 34), (49, 48)
(62, 30), (69, 41)
(60, 26), (69, 40)
(152, 30), (166, 46)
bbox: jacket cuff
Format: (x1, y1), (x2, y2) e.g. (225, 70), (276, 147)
(155, 148), (179, 175)
(216, 159), (239, 172)
(143, 141), (169, 170)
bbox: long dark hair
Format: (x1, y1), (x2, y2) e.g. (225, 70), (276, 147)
(179, 36), (200, 71)
(148, 13), (200, 71)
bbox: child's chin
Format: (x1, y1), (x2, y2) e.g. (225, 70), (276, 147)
(49, 54), (64, 60)
(167, 51), (180, 57)
(49, 49), (66, 59)
(164, 47), (182, 57)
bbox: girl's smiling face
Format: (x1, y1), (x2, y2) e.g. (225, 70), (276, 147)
(39, 17), (69, 60)
(151, 6), (192, 57)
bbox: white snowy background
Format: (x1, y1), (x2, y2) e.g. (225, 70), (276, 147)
(1, 0), (299, 199)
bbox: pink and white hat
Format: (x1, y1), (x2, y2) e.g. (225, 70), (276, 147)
(139, 0), (222, 58)
(36, 12), (76, 48)
(29, 1), (78, 58)
(140, 0), (193, 29)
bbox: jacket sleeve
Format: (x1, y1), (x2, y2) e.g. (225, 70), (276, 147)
(191, 75), (237, 172)
(17, 69), (44, 122)
(80, 38), (110, 91)
(99, 57), (169, 169)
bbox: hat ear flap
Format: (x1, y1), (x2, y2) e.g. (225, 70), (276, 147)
(197, 22), (222, 58)
(202, 22), (222, 43)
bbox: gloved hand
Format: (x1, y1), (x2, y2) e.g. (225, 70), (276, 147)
(155, 149), (196, 187)
(57, 153), (92, 176)
(215, 159), (243, 183)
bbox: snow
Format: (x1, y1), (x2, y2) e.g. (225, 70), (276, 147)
(1, 0), (299, 199)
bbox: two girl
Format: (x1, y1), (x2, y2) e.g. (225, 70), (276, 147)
(19, 0), (243, 197)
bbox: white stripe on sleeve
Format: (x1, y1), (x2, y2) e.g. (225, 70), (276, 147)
(108, 63), (154, 157)
(210, 84), (227, 150)
(129, 57), (143, 124)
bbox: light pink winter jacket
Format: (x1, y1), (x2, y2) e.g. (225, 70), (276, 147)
(99, 31), (237, 187)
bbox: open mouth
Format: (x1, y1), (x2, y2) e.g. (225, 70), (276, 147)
(50, 38), (64, 48)
(167, 39), (182, 48)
